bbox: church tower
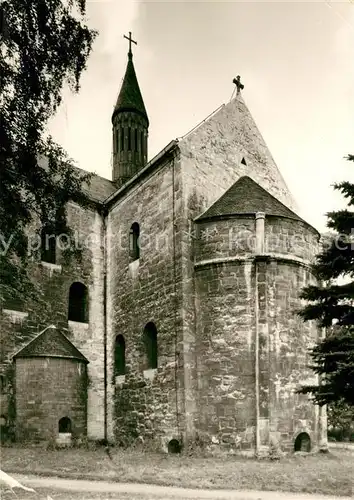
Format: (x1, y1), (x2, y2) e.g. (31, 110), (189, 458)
(112, 32), (149, 186)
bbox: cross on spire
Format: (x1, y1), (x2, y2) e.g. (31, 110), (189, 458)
(233, 75), (244, 94)
(124, 31), (137, 58)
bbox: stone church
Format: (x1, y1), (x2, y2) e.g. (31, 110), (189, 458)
(0, 37), (327, 455)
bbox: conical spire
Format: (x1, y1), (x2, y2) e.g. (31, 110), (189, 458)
(111, 33), (149, 186)
(112, 52), (149, 125)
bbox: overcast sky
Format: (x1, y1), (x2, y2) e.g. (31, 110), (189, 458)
(49, 0), (354, 232)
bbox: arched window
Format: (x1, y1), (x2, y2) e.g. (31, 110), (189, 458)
(68, 282), (88, 323)
(143, 322), (158, 369)
(114, 335), (126, 376)
(129, 222), (140, 261)
(58, 416), (72, 433)
(41, 227), (56, 264)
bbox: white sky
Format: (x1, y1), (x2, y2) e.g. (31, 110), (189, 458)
(49, 0), (354, 232)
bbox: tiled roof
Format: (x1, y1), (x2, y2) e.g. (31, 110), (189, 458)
(112, 54), (148, 123)
(13, 325), (88, 363)
(196, 176), (305, 222)
(38, 156), (116, 203)
(71, 165), (116, 203)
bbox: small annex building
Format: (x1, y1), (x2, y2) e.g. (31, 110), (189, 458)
(13, 325), (88, 443)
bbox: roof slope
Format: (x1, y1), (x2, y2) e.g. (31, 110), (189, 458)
(112, 54), (148, 124)
(71, 165), (116, 203)
(196, 176), (305, 222)
(13, 325), (88, 363)
(38, 156), (116, 203)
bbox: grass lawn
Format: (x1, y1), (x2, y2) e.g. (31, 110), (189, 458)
(1, 445), (354, 497)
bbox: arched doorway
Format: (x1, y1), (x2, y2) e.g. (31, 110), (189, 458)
(58, 417), (72, 433)
(294, 432), (311, 452)
(168, 439), (182, 454)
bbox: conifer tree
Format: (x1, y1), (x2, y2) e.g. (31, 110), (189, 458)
(298, 154), (354, 406)
(0, 1), (97, 303)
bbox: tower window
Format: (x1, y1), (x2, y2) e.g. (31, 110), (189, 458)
(135, 129), (138, 152)
(114, 335), (126, 376)
(41, 227), (56, 264)
(120, 128), (124, 151)
(140, 131), (144, 156)
(241, 157), (247, 165)
(128, 127), (131, 151)
(68, 282), (89, 323)
(143, 322), (158, 369)
(114, 129), (118, 153)
(129, 222), (140, 261)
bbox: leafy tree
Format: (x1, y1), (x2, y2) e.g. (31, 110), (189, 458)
(327, 400), (354, 441)
(0, 0), (97, 304)
(298, 154), (354, 406)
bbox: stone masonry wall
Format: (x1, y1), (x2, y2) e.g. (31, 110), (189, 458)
(0, 203), (105, 440)
(107, 154), (185, 449)
(194, 213), (323, 453)
(265, 260), (321, 451)
(195, 260), (256, 450)
(15, 357), (87, 441)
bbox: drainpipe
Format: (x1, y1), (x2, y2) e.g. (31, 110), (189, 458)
(254, 212), (265, 455)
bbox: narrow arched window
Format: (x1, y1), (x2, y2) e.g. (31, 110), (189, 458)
(135, 129), (138, 152)
(120, 128), (124, 151)
(129, 222), (140, 261)
(143, 322), (158, 369)
(140, 131), (144, 156)
(128, 127), (131, 151)
(114, 335), (126, 376)
(68, 282), (88, 323)
(41, 227), (56, 264)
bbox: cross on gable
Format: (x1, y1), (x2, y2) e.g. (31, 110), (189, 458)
(233, 75), (244, 93)
(124, 31), (137, 57)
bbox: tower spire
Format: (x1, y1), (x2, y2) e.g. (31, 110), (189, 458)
(111, 32), (149, 186)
